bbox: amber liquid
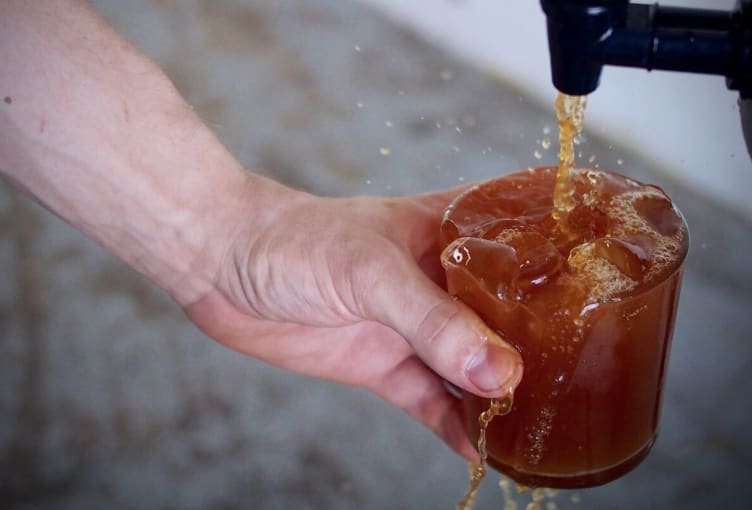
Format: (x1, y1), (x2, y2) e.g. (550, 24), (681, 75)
(456, 396), (513, 510)
(445, 95), (688, 492)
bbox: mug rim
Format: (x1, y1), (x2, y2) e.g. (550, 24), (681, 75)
(440, 166), (690, 303)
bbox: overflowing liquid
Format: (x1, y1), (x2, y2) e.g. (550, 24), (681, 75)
(456, 395), (513, 510)
(447, 93), (688, 505)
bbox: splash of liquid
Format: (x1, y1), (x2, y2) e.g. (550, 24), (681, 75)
(456, 394), (513, 510)
(552, 93), (587, 222)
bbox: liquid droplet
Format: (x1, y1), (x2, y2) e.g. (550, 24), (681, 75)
(440, 68), (454, 81)
(379, 147), (391, 156)
(534, 150), (543, 160)
(541, 138), (552, 150)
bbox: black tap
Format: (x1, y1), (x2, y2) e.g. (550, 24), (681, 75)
(540, 0), (752, 155)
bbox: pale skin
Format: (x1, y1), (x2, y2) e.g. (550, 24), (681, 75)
(0, 1), (523, 462)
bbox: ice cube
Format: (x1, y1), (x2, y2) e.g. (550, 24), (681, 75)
(591, 237), (649, 280)
(567, 203), (609, 239)
(441, 237), (520, 300)
(499, 231), (563, 293)
(633, 193), (682, 237)
(480, 218), (528, 241)
(568, 236), (645, 300)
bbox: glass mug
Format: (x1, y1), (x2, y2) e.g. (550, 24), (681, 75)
(440, 167), (688, 488)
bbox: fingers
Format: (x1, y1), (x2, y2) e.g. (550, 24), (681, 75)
(368, 354), (480, 463)
(413, 184), (476, 215)
(364, 256), (523, 399)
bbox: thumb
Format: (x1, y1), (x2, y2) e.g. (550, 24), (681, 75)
(366, 258), (523, 398)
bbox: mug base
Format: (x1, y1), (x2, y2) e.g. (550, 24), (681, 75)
(486, 435), (656, 489)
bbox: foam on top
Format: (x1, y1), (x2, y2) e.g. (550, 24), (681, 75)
(606, 187), (686, 284)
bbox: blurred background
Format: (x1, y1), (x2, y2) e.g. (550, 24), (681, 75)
(0, 1), (750, 509)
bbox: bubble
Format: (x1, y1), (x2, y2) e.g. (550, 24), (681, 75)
(541, 137), (552, 150)
(584, 170), (602, 187)
(524, 406), (556, 465)
(588, 154), (597, 163)
(617, 158), (624, 165)
(384, 120), (393, 128)
(568, 242), (638, 301)
(543, 125), (552, 135)
(353, 44), (361, 52)
(440, 68), (454, 81)
(356, 101), (364, 108)
(379, 147), (391, 156)
(534, 150), (543, 160)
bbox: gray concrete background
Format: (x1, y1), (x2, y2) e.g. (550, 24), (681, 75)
(1, 1), (750, 509)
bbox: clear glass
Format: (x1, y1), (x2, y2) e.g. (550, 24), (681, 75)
(440, 167), (688, 488)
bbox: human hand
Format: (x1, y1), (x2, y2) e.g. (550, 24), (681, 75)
(0, 0), (521, 461)
(184, 181), (524, 461)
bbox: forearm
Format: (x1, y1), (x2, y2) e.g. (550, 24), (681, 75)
(0, 1), (280, 304)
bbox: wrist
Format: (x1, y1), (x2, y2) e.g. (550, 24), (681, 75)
(171, 170), (309, 308)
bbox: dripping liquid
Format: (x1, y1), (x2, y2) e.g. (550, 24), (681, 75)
(456, 395), (513, 510)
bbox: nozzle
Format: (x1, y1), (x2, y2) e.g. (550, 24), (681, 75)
(541, 0), (628, 95)
(540, 0), (751, 97)
(540, 0), (752, 157)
